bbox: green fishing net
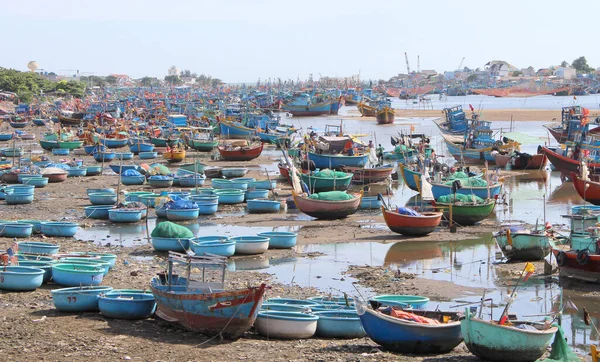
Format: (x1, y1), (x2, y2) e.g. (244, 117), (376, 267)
(437, 194), (485, 204)
(313, 169), (348, 178)
(540, 325), (579, 362)
(151, 221), (194, 238)
(308, 191), (353, 201)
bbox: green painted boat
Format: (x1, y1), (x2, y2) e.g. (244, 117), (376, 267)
(494, 229), (552, 261)
(188, 139), (218, 152)
(179, 161), (207, 174)
(461, 308), (557, 362)
(58, 140), (84, 150)
(435, 199), (495, 226)
(39, 140), (59, 150)
(150, 137), (179, 147)
(300, 172), (353, 193)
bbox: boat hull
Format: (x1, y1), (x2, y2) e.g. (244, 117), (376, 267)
(431, 183), (502, 200)
(376, 108), (395, 124)
(552, 249), (600, 283)
(307, 152), (368, 170)
(218, 143), (263, 161)
(342, 166), (394, 184)
(293, 192), (361, 220)
(495, 233), (551, 261)
(540, 146), (595, 175)
(299, 173), (353, 192)
(435, 200), (496, 226)
(494, 153), (547, 170)
(382, 207), (442, 236)
(572, 173), (600, 205)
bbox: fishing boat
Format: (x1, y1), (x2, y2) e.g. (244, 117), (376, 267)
(543, 106), (600, 144)
(443, 134), (519, 164)
(356, 300), (463, 354)
(461, 308), (557, 362)
(163, 147), (186, 163)
(572, 172), (600, 205)
(292, 191), (362, 219)
(99, 136), (129, 149)
(149, 136), (179, 147)
(494, 223), (553, 261)
(539, 146), (599, 175)
(341, 165), (394, 184)
(58, 114), (86, 126)
(129, 141), (154, 154)
(94, 151), (116, 163)
(219, 121), (256, 139)
(357, 102), (377, 117)
(431, 181), (502, 200)
(375, 106), (395, 125)
(150, 252), (268, 339)
(493, 152), (547, 170)
(307, 152), (368, 169)
(283, 93), (332, 117)
(179, 161), (208, 174)
(433, 106), (471, 135)
(434, 198), (496, 226)
(398, 164), (423, 192)
(57, 140), (84, 149)
(299, 172), (353, 192)
(218, 142), (263, 161)
(381, 206), (442, 236)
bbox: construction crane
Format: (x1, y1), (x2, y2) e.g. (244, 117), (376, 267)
(417, 55), (420, 73)
(456, 57), (465, 71)
(404, 52), (411, 74)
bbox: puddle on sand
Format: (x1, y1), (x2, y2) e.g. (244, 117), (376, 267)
(76, 218), (301, 247)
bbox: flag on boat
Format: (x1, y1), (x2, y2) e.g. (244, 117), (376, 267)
(523, 262), (535, 281)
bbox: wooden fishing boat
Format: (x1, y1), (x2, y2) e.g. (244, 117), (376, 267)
(375, 107), (395, 124)
(299, 172), (353, 192)
(218, 143), (263, 161)
(58, 115), (86, 126)
(461, 308), (557, 362)
(381, 206), (442, 236)
(357, 102), (377, 117)
(398, 164), (422, 192)
(188, 138), (219, 152)
(179, 161), (208, 174)
(341, 166), (394, 184)
(551, 247), (600, 283)
(571, 172), (600, 205)
(292, 191), (362, 220)
(163, 148), (186, 163)
(99, 137), (129, 149)
(129, 141), (154, 154)
(150, 252), (267, 339)
(283, 101), (332, 117)
(219, 121), (256, 139)
(493, 153), (547, 170)
(539, 146), (596, 175)
(443, 134), (519, 164)
(434, 199), (496, 226)
(149, 137), (179, 147)
(494, 226), (552, 261)
(431, 182), (502, 200)
(307, 152), (368, 169)
(356, 301), (463, 354)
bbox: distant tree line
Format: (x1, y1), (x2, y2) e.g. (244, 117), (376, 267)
(0, 67), (86, 103)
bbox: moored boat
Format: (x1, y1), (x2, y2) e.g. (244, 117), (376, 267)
(292, 191), (362, 220)
(375, 106), (395, 124)
(381, 206), (442, 236)
(434, 198), (496, 226)
(218, 143), (263, 161)
(341, 165), (394, 184)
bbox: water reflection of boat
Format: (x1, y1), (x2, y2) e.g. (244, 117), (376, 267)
(554, 289), (600, 352)
(548, 181), (584, 205)
(384, 241), (443, 265)
(229, 257), (270, 270)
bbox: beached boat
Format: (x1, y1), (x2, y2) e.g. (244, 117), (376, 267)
(341, 165), (394, 184)
(572, 173), (600, 205)
(494, 224), (553, 261)
(283, 93), (332, 117)
(434, 199), (496, 226)
(307, 152), (368, 169)
(375, 107), (395, 124)
(357, 102), (377, 117)
(150, 252), (267, 339)
(493, 152), (547, 170)
(299, 172), (353, 192)
(434, 106), (470, 135)
(442, 133), (518, 164)
(188, 138), (219, 152)
(543, 106), (600, 144)
(163, 148), (186, 163)
(58, 114), (86, 126)
(219, 121), (256, 139)
(381, 206), (442, 236)
(149, 136), (179, 147)
(129, 141), (154, 154)
(461, 308), (557, 362)
(356, 301), (463, 354)
(539, 146), (597, 175)
(398, 164), (423, 192)
(292, 191), (362, 220)
(218, 143), (263, 161)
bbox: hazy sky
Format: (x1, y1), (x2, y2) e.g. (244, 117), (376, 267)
(2, 0), (598, 82)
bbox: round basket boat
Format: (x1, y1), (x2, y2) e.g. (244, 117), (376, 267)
(18, 260), (54, 283)
(257, 231), (297, 249)
(108, 209), (143, 223)
(52, 286), (114, 312)
(0, 223), (33, 238)
(151, 237), (191, 252)
(214, 189), (245, 204)
(191, 237), (235, 257)
(51, 263), (105, 287)
(98, 292), (156, 319)
(254, 311), (319, 339)
(41, 222), (79, 237)
(0, 266), (45, 291)
(89, 192), (117, 205)
(18, 241), (60, 255)
(313, 310), (365, 338)
(232, 236), (269, 255)
(165, 208), (199, 221)
(84, 205), (114, 219)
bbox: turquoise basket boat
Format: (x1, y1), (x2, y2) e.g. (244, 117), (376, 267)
(215, 189), (245, 204)
(191, 195), (219, 215)
(108, 209), (143, 223)
(73, 252), (117, 269)
(148, 176), (173, 188)
(221, 168), (247, 178)
(121, 175), (146, 185)
(261, 303), (307, 312)
(18, 260), (54, 283)
(85, 166), (103, 176)
(245, 189), (269, 200)
(249, 180), (277, 190)
(360, 196), (383, 210)
(87, 188), (115, 196)
(84, 205), (114, 219)
(41, 222), (79, 237)
(18, 241), (60, 255)
(20, 177), (49, 188)
(98, 292), (156, 319)
(0, 266), (45, 291)
(51, 263), (105, 287)
(165, 208), (199, 221)
(52, 286), (114, 312)
(313, 310), (365, 338)
(247, 199), (281, 213)
(191, 238), (236, 257)
(67, 167), (87, 177)
(369, 294), (430, 309)
(89, 192), (117, 205)
(151, 237), (191, 252)
(257, 231), (297, 249)
(0, 223), (33, 238)
(5, 192), (34, 204)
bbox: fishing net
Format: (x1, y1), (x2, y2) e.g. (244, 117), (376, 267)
(147, 164), (171, 176)
(168, 199), (198, 209)
(151, 221), (194, 238)
(453, 171), (469, 179)
(437, 194), (485, 204)
(444, 177), (488, 187)
(308, 191), (353, 201)
(122, 169), (142, 177)
(539, 325), (579, 362)
(313, 169), (348, 178)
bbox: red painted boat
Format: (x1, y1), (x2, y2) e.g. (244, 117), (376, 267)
(540, 146), (598, 175)
(493, 153), (547, 170)
(552, 248), (600, 283)
(381, 206), (442, 237)
(375, 107), (395, 125)
(218, 143), (264, 161)
(292, 191), (362, 219)
(341, 166), (394, 184)
(45, 173), (68, 183)
(571, 173), (600, 205)
(278, 163), (290, 181)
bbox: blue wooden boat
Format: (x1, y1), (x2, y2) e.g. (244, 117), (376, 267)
(247, 199), (281, 213)
(94, 151), (115, 162)
(52, 148), (70, 156)
(356, 301), (463, 354)
(32, 118), (46, 126)
(151, 237), (191, 252)
(0, 133), (13, 141)
(0, 223), (33, 238)
(461, 308), (558, 362)
(89, 192), (117, 205)
(39, 139), (59, 150)
(442, 134), (518, 164)
(51, 263), (104, 287)
(307, 152), (368, 169)
(257, 231), (297, 249)
(84, 144), (105, 155)
(129, 142), (154, 154)
(166, 208), (200, 221)
(191, 238), (236, 257)
(219, 121), (256, 139)
(150, 252), (268, 339)
(314, 310), (365, 338)
(431, 182), (502, 199)
(18, 260), (53, 283)
(84, 205), (114, 219)
(139, 151), (158, 160)
(52, 286), (114, 312)
(41, 222), (78, 237)
(98, 292), (156, 319)
(114, 152), (134, 160)
(254, 311), (319, 339)
(108, 209), (143, 223)
(121, 175), (146, 185)
(85, 165), (103, 176)
(494, 226), (552, 261)
(283, 94), (332, 117)
(109, 164), (139, 174)
(0, 266), (45, 291)
(435, 106), (470, 135)
(300, 172), (353, 193)
(18, 241), (59, 255)
(99, 137), (129, 149)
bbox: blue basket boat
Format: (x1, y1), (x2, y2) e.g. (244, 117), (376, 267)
(0, 223), (33, 238)
(360, 196), (383, 210)
(20, 177), (49, 188)
(87, 188), (115, 196)
(93, 151), (116, 163)
(179, 176), (206, 187)
(67, 167), (87, 177)
(89, 192), (117, 205)
(5, 192), (34, 204)
(41, 222), (79, 237)
(17, 254), (54, 262)
(148, 176), (173, 188)
(18, 241), (60, 255)
(138, 194), (158, 207)
(84, 144), (105, 155)
(124, 191), (154, 202)
(313, 310), (365, 338)
(0, 133), (14, 141)
(0, 266), (45, 291)
(155, 206), (167, 218)
(249, 180), (277, 190)
(121, 175), (146, 185)
(17, 260), (54, 283)
(109, 164), (139, 174)
(85, 165), (103, 176)
(369, 294), (430, 309)
(232, 236), (270, 255)
(254, 311), (319, 339)
(33, 119), (47, 126)
(247, 199), (281, 213)
(191, 237), (235, 257)
(257, 231), (297, 249)
(139, 151), (158, 160)
(10, 185), (35, 193)
(261, 303), (307, 312)
(52, 286), (114, 312)
(165, 208), (199, 221)
(221, 168), (248, 178)
(151, 237), (191, 252)
(114, 152), (134, 160)
(84, 205), (114, 219)
(52, 263), (104, 287)
(52, 148), (70, 156)
(129, 142), (154, 154)
(191, 195), (219, 215)
(245, 189), (269, 200)
(98, 292), (156, 319)
(58, 258), (111, 276)
(215, 189), (245, 204)
(73, 252), (117, 269)
(108, 209), (143, 223)
(17, 220), (44, 234)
